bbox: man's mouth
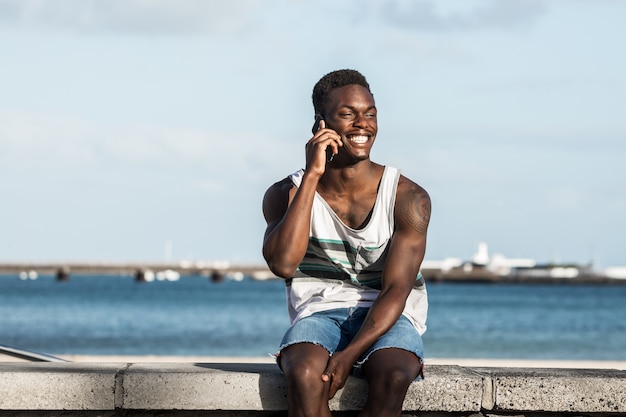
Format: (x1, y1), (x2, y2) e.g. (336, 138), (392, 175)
(348, 135), (369, 144)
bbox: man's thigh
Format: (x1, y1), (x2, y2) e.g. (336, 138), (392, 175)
(354, 314), (424, 378)
(278, 308), (351, 358)
(362, 347), (423, 381)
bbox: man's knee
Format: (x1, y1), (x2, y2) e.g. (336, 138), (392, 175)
(366, 365), (414, 397)
(363, 349), (421, 391)
(383, 364), (416, 389)
(284, 359), (322, 386)
(281, 343), (330, 386)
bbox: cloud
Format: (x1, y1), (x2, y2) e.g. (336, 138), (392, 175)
(0, 110), (97, 173)
(0, 0), (260, 35)
(0, 0), (549, 36)
(0, 109), (293, 190)
(377, 0), (546, 31)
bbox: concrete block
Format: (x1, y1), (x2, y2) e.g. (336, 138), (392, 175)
(0, 362), (124, 410)
(330, 365), (484, 412)
(121, 363), (287, 410)
(328, 374), (368, 410)
(4, 361), (625, 415)
(403, 365), (484, 412)
(121, 363), (484, 413)
(472, 366), (626, 413)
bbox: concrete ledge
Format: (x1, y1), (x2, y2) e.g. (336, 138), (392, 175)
(1, 362), (625, 415)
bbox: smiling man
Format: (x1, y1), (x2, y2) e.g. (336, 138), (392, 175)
(262, 69), (430, 417)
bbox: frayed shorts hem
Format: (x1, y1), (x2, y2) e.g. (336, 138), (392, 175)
(276, 307), (424, 379)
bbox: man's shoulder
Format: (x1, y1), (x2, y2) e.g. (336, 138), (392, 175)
(262, 176), (297, 221)
(393, 175), (431, 235)
(396, 174), (429, 201)
(266, 176), (295, 197)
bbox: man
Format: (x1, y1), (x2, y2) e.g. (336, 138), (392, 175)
(262, 69), (430, 417)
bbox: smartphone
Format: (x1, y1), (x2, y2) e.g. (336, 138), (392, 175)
(312, 114), (324, 134)
(312, 114), (335, 162)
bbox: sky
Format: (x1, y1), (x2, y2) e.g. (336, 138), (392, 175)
(1, 0), (625, 268)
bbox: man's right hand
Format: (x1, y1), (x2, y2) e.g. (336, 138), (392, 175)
(305, 119), (342, 177)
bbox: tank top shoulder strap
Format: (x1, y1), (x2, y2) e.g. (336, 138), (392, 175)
(377, 166), (401, 225)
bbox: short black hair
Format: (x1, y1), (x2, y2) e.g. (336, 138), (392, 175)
(312, 69), (372, 116)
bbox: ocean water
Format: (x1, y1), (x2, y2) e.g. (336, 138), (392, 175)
(1, 274), (625, 360)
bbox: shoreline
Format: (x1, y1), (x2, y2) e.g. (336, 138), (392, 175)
(3, 355), (624, 370)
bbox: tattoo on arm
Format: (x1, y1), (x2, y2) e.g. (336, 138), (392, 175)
(399, 188), (431, 235)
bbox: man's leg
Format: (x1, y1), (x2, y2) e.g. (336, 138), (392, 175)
(280, 342), (333, 417)
(360, 348), (422, 417)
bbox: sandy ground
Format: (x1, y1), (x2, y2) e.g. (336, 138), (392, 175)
(2, 354), (625, 370)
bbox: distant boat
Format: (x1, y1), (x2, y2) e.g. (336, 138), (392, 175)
(156, 269), (181, 282)
(605, 267), (626, 279)
(18, 271), (38, 280)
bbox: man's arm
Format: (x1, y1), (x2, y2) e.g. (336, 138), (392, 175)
(262, 121), (343, 278)
(322, 177), (431, 397)
(261, 175), (317, 278)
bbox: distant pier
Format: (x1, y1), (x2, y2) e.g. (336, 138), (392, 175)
(0, 261), (275, 282)
(0, 261), (624, 284)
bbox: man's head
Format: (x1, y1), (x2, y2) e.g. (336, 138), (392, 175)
(312, 69), (372, 117)
(311, 70), (378, 164)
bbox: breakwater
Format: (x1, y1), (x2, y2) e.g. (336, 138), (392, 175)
(1, 261), (624, 284)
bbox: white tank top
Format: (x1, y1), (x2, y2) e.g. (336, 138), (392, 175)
(286, 166), (428, 335)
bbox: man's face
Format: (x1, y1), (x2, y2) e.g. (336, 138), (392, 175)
(324, 84), (377, 162)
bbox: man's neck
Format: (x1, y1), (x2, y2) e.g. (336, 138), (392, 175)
(318, 160), (381, 195)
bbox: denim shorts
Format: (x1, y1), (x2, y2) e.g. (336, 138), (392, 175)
(278, 307), (424, 377)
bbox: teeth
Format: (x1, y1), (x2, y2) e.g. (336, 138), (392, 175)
(349, 135), (368, 144)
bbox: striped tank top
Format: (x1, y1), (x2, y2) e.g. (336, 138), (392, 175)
(285, 166), (428, 335)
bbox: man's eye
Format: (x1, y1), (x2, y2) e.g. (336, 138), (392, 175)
(340, 113), (354, 118)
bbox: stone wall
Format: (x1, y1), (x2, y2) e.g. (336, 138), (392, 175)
(1, 362), (625, 416)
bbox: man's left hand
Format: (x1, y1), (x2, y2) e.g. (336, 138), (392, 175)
(321, 349), (357, 399)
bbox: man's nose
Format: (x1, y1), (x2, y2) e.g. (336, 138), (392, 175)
(353, 113), (368, 127)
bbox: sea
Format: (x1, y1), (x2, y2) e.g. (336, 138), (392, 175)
(1, 274), (625, 360)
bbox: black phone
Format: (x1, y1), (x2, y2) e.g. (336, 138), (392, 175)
(312, 114), (324, 134)
(312, 114), (335, 162)
(326, 147), (334, 162)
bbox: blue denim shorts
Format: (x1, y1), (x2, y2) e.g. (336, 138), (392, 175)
(278, 307), (424, 377)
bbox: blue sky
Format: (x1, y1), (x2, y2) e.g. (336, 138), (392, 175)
(1, 0), (624, 267)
